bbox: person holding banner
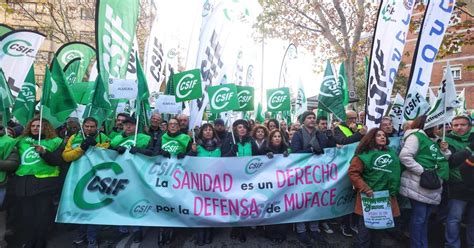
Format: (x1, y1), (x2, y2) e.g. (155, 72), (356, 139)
(399, 115), (450, 248)
(290, 110), (334, 245)
(349, 128), (401, 247)
(188, 123), (223, 246)
(62, 117), (110, 248)
(12, 118), (65, 248)
(444, 115), (474, 248)
(263, 129), (290, 243)
(0, 124), (19, 248)
(223, 119), (258, 242)
(251, 125), (269, 155)
(108, 113), (130, 140)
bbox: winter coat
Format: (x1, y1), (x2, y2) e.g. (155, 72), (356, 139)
(0, 148), (19, 185)
(334, 123), (363, 145)
(398, 129), (451, 205)
(290, 127), (335, 153)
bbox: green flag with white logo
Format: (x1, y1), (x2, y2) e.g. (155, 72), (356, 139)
(266, 87), (290, 112)
(236, 86), (254, 111)
(318, 60), (346, 121)
(85, 73), (113, 127)
(207, 84), (239, 114)
(96, 0), (139, 85)
(338, 63), (349, 107)
(55, 42), (96, 83)
(136, 56), (151, 133)
(173, 69), (203, 102)
(12, 66), (36, 126)
(63, 57), (82, 85)
(255, 103), (265, 123)
(41, 58), (78, 123)
(0, 69), (14, 126)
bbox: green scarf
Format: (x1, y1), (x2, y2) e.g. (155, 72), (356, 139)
(197, 145), (221, 157)
(0, 135), (18, 182)
(445, 130), (474, 182)
(357, 148), (401, 196)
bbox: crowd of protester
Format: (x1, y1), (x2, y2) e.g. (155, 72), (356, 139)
(0, 109), (473, 248)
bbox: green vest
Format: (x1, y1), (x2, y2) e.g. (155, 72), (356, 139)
(70, 133), (110, 149)
(110, 133), (151, 149)
(411, 132), (449, 180)
(108, 131), (121, 140)
(0, 135), (18, 182)
(237, 142), (252, 157)
(161, 133), (191, 155)
(197, 145), (221, 157)
(16, 136), (63, 178)
(357, 148), (401, 196)
(445, 131), (472, 182)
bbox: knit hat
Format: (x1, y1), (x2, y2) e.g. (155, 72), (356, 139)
(300, 110), (316, 123)
(214, 118), (225, 126)
(233, 119), (250, 131)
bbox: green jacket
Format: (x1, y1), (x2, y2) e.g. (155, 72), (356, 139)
(110, 133), (151, 149)
(16, 136), (63, 178)
(445, 131), (473, 182)
(0, 135), (19, 183)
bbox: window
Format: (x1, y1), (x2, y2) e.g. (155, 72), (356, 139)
(81, 8), (94, 20)
(79, 31), (95, 42)
(443, 65), (462, 80)
(449, 14), (461, 26)
(11, 2), (37, 19)
(444, 38), (462, 54)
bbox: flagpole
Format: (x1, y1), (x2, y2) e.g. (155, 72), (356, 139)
(133, 102), (141, 146)
(229, 115), (238, 156)
(38, 105), (43, 146)
(76, 110), (86, 139)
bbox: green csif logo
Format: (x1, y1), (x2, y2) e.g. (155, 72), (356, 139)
(211, 86), (234, 111)
(268, 90), (288, 110)
(61, 50), (84, 65)
(73, 162), (129, 210)
(3, 39), (34, 57)
(245, 157), (264, 175)
(374, 154), (393, 168)
(173, 69), (202, 102)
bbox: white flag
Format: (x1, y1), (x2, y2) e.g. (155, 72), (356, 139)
(429, 87), (437, 107)
(403, 0), (456, 121)
(125, 36), (139, 81)
(295, 76), (307, 117)
(425, 64), (461, 129)
(365, 0), (414, 129)
(455, 88), (467, 116)
(388, 93), (404, 132)
(0, 30), (45, 97)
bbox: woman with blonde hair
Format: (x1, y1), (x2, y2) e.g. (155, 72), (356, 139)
(13, 118), (65, 248)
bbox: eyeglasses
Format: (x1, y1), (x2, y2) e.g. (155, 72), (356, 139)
(168, 122), (179, 126)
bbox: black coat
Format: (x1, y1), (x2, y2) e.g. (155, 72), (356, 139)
(290, 128), (335, 153)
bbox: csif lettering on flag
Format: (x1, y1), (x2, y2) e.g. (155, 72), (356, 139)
(403, 0), (455, 121)
(12, 66), (36, 126)
(0, 30), (45, 97)
(208, 84), (240, 113)
(266, 88), (290, 112)
(173, 69), (203, 102)
(96, 0), (139, 84)
(424, 64), (460, 129)
(188, 0), (262, 130)
(365, 0), (414, 129)
(388, 93), (404, 132)
(236, 85), (254, 111)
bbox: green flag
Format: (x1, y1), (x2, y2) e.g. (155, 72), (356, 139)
(12, 66), (36, 126)
(236, 86), (254, 111)
(339, 63), (349, 106)
(55, 42), (96, 83)
(0, 24), (12, 36)
(70, 81), (95, 104)
(41, 58), (78, 123)
(318, 60), (346, 121)
(0, 69), (14, 126)
(136, 57), (150, 133)
(63, 57), (82, 85)
(173, 69), (203, 102)
(364, 56), (369, 83)
(207, 84), (239, 113)
(255, 103), (265, 123)
(85, 74), (113, 127)
(96, 0), (139, 85)
(266, 87), (291, 112)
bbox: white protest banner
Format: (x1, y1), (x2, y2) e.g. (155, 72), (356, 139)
(0, 30), (45, 97)
(108, 79), (138, 100)
(156, 95), (182, 114)
(365, 1), (414, 129)
(403, 0), (455, 121)
(361, 190), (394, 229)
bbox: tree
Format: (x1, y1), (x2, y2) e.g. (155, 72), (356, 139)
(257, 0), (378, 99)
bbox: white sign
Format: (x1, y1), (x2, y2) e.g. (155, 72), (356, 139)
(361, 190), (394, 229)
(156, 95), (182, 114)
(108, 79), (137, 99)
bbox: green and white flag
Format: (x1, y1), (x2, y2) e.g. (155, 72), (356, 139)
(96, 0), (139, 84)
(388, 93), (404, 132)
(255, 103), (265, 123)
(425, 64), (461, 129)
(208, 84), (239, 113)
(339, 62), (349, 107)
(173, 69), (203, 102)
(85, 75), (113, 127)
(428, 87), (437, 107)
(0, 69), (14, 126)
(266, 87), (290, 112)
(41, 58), (78, 123)
(318, 60), (346, 121)
(12, 66), (36, 126)
(0, 24), (12, 36)
(236, 86), (254, 111)
(63, 57), (82, 85)
(295, 77), (307, 117)
(135, 56), (151, 133)
(455, 88), (467, 116)
(55, 42), (96, 83)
